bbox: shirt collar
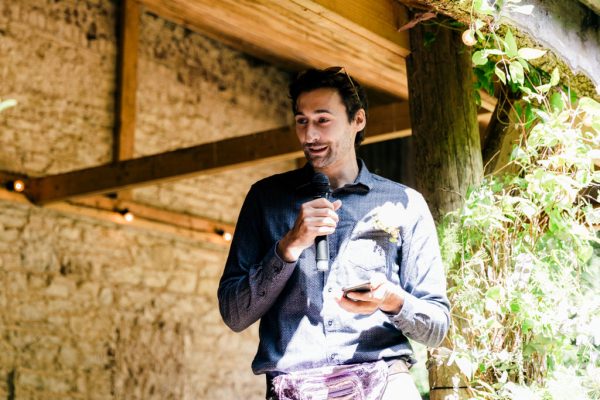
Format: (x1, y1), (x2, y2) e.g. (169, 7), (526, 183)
(294, 159), (373, 194)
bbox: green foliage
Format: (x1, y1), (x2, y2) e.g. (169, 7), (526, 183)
(440, 1), (600, 399)
(440, 95), (600, 399)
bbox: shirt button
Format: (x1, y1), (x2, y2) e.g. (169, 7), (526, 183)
(327, 320), (333, 326)
(259, 290), (266, 296)
(327, 287), (333, 293)
(330, 353), (337, 361)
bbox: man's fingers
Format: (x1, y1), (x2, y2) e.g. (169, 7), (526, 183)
(332, 199), (342, 211)
(308, 197), (336, 209)
(336, 293), (378, 315)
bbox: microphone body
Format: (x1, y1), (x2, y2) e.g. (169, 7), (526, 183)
(312, 173), (331, 272)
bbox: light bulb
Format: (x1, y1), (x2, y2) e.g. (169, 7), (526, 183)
(12, 179), (25, 192)
(123, 211), (134, 222)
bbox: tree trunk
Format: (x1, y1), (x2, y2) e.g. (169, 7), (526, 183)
(407, 18), (483, 222)
(406, 17), (484, 400)
(482, 89), (521, 176)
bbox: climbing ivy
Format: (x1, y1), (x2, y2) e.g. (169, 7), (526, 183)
(437, 1), (600, 399)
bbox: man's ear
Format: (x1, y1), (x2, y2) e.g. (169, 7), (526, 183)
(353, 109), (366, 131)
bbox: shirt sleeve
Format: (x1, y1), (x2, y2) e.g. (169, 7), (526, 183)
(217, 184), (297, 332)
(386, 193), (450, 347)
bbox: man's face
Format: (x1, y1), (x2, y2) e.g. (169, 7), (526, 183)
(294, 88), (364, 172)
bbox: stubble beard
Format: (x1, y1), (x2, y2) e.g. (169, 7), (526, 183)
(304, 145), (334, 169)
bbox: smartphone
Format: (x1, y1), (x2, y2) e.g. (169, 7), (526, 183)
(342, 280), (371, 298)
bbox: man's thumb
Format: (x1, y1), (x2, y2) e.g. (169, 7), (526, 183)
(332, 199), (342, 210)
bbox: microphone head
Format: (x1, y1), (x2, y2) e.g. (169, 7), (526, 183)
(312, 172), (330, 196)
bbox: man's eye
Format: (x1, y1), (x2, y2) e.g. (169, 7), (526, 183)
(318, 118), (330, 124)
(296, 118), (308, 125)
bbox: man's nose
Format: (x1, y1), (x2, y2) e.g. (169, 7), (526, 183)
(305, 123), (319, 142)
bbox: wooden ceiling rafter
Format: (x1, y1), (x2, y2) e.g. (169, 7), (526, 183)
(137, 0), (496, 111)
(113, 0), (141, 201)
(0, 184), (234, 245)
(139, 0), (412, 98)
(1, 0), (500, 245)
(115, 0), (140, 162)
(23, 102), (412, 205)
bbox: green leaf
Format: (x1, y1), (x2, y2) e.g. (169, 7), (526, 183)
(485, 286), (502, 300)
(536, 83), (552, 94)
(517, 57), (530, 72)
(485, 49), (505, 56)
(579, 97), (600, 114)
(494, 66), (506, 84)
(550, 67), (560, 86)
(504, 29), (518, 58)
(550, 92), (565, 111)
(473, 90), (481, 106)
(474, 19), (486, 31)
(510, 299), (522, 312)
(472, 50), (488, 66)
(508, 60), (525, 84)
(517, 48), (546, 60)
(522, 318), (535, 334)
(455, 356), (475, 379)
(473, 0), (496, 15)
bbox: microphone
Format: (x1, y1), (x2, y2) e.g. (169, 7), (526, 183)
(312, 173), (330, 272)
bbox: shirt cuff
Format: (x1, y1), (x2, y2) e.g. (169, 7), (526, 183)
(261, 242), (296, 282)
(385, 291), (417, 337)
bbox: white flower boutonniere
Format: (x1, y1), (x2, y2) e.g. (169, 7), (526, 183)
(373, 202), (403, 243)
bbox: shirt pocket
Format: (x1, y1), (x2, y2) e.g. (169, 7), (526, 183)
(345, 234), (389, 272)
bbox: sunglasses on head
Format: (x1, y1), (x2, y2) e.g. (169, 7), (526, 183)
(298, 66), (362, 107)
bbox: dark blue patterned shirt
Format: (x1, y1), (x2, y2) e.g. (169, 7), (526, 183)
(218, 160), (450, 375)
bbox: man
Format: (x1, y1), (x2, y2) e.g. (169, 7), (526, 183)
(218, 67), (450, 400)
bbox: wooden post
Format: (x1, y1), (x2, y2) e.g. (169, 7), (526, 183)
(406, 17), (484, 399)
(406, 17), (483, 222)
(114, 0), (140, 200)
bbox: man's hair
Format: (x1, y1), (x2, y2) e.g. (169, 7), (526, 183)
(289, 67), (368, 147)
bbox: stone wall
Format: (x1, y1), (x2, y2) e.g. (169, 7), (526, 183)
(0, 0), (294, 398)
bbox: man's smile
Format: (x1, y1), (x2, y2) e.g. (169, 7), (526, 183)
(305, 144), (329, 156)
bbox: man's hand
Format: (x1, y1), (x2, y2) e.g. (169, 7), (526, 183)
(336, 273), (405, 315)
(277, 198), (342, 262)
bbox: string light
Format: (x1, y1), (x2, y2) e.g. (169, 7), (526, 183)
(215, 228), (233, 242)
(5, 179), (26, 192)
(116, 208), (134, 222)
(12, 179), (25, 192)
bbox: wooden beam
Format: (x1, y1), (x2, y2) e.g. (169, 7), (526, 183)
(24, 102), (412, 205)
(139, 0), (410, 99)
(0, 188), (234, 246)
(114, 0), (140, 162)
(69, 196), (234, 245)
(287, 0), (410, 57)
(407, 16), (483, 222)
(114, 0), (141, 201)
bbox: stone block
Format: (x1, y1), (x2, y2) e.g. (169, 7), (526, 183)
(142, 269), (171, 288)
(45, 277), (75, 298)
(98, 287), (113, 306)
(0, 0), (291, 398)
(0, 228), (20, 242)
(104, 266), (143, 286)
(58, 344), (79, 368)
(167, 269), (197, 294)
